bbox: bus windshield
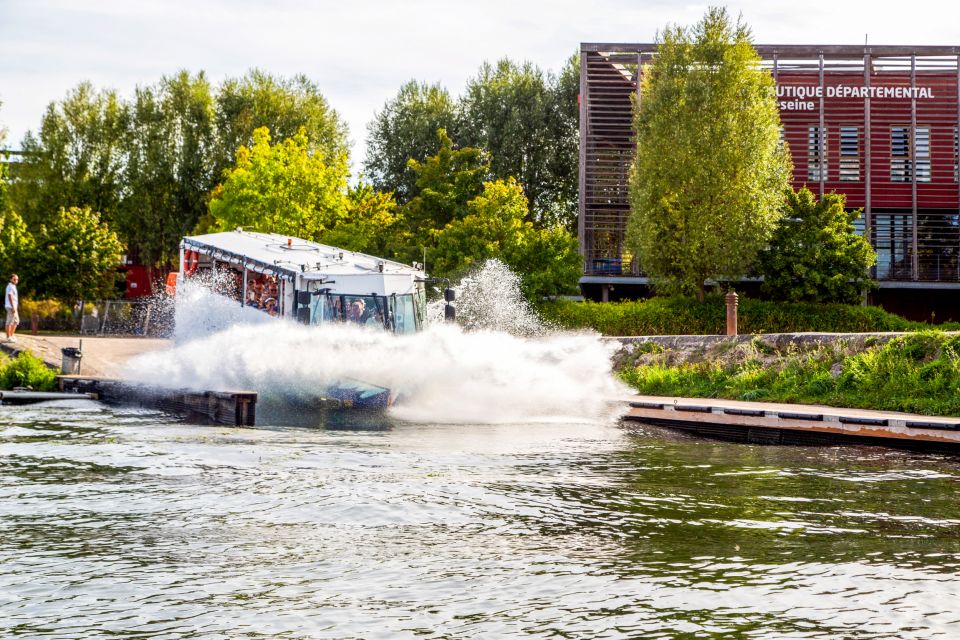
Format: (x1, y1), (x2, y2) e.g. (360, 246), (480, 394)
(309, 293), (421, 334)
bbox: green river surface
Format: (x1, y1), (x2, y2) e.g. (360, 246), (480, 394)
(2, 399), (959, 638)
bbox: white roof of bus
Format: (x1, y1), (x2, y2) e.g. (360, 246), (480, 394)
(182, 230), (423, 279)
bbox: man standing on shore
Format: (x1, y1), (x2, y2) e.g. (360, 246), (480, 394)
(5, 273), (19, 342)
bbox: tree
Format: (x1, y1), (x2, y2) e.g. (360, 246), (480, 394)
(759, 188), (876, 304)
(457, 57), (579, 228)
(18, 206), (122, 302)
(214, 70), (348, 175)
(363, 81), (457, 203)
(11, 83), (128, 228)
(317, 183), (407, 258)
(626, 7), (791, 301)
(203, 127), (349, 240)
(119, 71), (216, 265)
(0, 107), (10, 220)
(430, 178), (580, 298)
(402, 129), (490, 233)
(0, 210), (32, 281)
(544, 53), (581, 231)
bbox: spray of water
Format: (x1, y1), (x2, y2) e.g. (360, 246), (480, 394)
(124, 261), (628, 424)
(430, 259), (547, 337)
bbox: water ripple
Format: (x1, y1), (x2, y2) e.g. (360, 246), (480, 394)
(2, 408), (960, 637)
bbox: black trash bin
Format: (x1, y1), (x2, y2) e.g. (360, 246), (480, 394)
(61, 347), (83, 375)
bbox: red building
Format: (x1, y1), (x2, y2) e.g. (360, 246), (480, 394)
(579, 44), (960, 316)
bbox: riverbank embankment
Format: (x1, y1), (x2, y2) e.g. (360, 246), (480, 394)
(612, 331), (960, 417)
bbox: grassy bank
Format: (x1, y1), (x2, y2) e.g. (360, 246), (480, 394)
(617, 331), (960, 416)
(539, 296), (958, 336)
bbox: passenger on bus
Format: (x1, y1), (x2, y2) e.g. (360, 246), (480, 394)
(347, 299), (365, 323)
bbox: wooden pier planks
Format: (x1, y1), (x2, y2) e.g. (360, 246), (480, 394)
(624, 395), (960, 452)
(57, 376), (257, 426)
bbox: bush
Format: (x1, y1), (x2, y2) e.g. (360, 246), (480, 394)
(0, 350), (57, 391)
(758, 188), (876, 304)
(538, 295), (959, 336)
(18, 299), (79, 331)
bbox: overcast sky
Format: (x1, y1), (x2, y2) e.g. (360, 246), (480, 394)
(2, 0), (958, 171)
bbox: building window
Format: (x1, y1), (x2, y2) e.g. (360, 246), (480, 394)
(808, 126), (825, 181)
(891, 126), (931, 183)
(839, 126), (860, 182)
(954, 127), (958, 183)
(915, 127), (931, 182)
(891, 126), (910, 182)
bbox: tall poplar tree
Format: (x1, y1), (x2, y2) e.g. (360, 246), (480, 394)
(627, 7), (790, 300)
(214, 70), (348, 175)
(120, 71), (216, 265)
(12, 83), (128, 228)
(458, 57), (579, 229)
(364, 81), (457, 203)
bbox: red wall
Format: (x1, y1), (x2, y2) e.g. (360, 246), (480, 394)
(777, 70), (959, 210)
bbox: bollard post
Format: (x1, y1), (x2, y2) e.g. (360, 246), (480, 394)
(725, 291), (739, 336)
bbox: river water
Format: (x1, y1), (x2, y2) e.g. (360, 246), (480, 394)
(5, 266), (960, 638)
(3, 400), (960, 639)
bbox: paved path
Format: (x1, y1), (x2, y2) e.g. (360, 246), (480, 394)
(0, 334), (169, 377)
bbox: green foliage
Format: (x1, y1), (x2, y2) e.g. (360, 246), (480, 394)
(364, 81), (458, 203)
(120, 71), (216, 265)
(0, 112), (10, 218)
(214, 69), (348, 173)
(0, 210), (32, 278)
(759, 188), (876, 303)
(457, 56), (579, 228)
(361, 55), (580, 229)
(429, 178), (528, 276)
(19, 206), (123, 302)
(504, 216), (582, 298)
(11, 71), (347, 268)
(0, 350), (57, 391)
(539, 296), (959, 336)
(317, 183), (407, 258)
(18, 298), (66, 320)
(429, 178), (580, 297)
(402, 129), (490, 232)
(204, 127), (349, 240)
(619, 331), (960, 416)
(627, 8), (791, 300)
(11, 83), (128, 229)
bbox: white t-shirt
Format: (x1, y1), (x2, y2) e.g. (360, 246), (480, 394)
(5, 282), (17, 310)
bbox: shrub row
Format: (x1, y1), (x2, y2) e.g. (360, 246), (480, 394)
(538, 295), (959, 336)
(19, 299), (88, 332)
(617, 331), (960, 416)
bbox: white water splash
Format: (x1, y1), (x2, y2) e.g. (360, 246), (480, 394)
(125, 262), (627, 424)
(433, 258), (547, 337)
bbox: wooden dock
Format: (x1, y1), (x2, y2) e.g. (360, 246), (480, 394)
(58, 376), (257, 426)
(0, 389), (96, 404)
(624, 395), (960, 453)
